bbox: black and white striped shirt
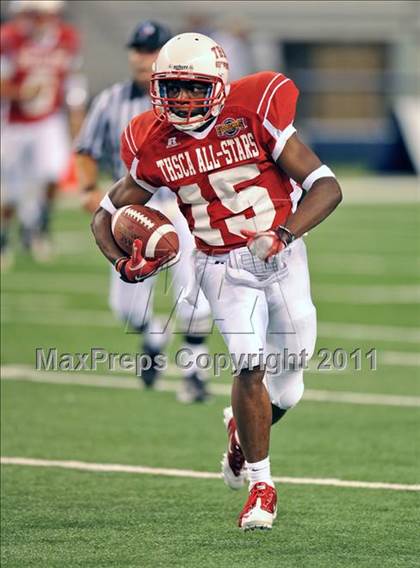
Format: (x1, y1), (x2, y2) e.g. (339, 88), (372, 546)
(75, 80), (151, 181)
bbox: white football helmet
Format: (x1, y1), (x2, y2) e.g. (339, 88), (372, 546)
(9, 0), (65, 14)
(150, 33), (229, 131)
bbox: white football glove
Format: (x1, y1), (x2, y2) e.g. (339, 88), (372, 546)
(241, 229), (286, 261)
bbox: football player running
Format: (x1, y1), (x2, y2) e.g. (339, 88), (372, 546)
(1, 0), (86, 265)
(76, 22), (212, 402)
(91, 33), (342, 530)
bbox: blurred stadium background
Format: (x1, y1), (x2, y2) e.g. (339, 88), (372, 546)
(70, 0), (420, 173)
(1, 1), (419, 567)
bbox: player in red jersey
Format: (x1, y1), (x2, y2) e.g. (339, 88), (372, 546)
(91, 33), (342, 530)
(0, 0), (86, 265)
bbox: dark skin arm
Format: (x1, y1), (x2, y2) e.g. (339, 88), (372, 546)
(90, 173), (152, 264)
(276, 133), (343, 237)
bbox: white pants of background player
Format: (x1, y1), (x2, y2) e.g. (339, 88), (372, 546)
(193, 239), (317, 409)
(0, 113), (70, 229)
(109, 192), (211, 359)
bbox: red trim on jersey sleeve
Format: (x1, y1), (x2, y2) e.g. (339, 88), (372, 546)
(229, 72), (299, 160)
(256, 73), (299, 161)
(120, 111), (161, 193)
(260, 76), (298, 129)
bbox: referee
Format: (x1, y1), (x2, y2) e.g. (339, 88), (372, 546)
(75, 21), (211, 402)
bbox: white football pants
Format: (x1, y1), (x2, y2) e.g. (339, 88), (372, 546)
(109, 193), (211, 339)
(193, 239), (317, 409)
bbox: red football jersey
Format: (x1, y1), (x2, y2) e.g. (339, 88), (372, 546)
(121, 71), (302, 254)
(0, 21), (80, 123)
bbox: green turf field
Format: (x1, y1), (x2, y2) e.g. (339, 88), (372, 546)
(1, 186), (419, 567)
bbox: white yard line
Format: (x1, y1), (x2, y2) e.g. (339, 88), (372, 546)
(1, 456), (419, 492)
(4, 283), (420, 304)
(337, 179), (420, 204)
(1, 305), (420, 344)
(2, 365), (420, 408)
(1, 282), (103, 295)
(1, 273), (107, 292)
(309, 253), (416, 268)
(1, 309), (118, 328)
(313, 285), (420, 304)
(301, 390), (420, 407)
(2, 294), (69, 309)
(318, 322), (420, 343)
(381, 351), (420, 367)
(309, 254), (420, 276)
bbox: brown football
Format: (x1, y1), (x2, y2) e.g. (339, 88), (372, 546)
(111, 204), (179, 260)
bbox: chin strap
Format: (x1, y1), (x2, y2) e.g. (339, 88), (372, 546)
(171, 113), (209, 131)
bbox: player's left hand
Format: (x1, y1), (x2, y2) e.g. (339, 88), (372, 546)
(241, 229), (286, 261)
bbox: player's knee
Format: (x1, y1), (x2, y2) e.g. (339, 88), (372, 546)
(278, 380), (304, 409)
(269, 370), (304, 409)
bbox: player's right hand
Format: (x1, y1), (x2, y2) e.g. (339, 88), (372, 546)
(241, 229), (286, 261)
(114, 239), (175, 283)
(81, 189), (103, 213)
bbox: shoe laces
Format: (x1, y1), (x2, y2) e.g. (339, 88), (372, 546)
(243, 483), (276, 514)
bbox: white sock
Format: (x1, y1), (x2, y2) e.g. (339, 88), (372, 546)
(246, 456), (274, 489)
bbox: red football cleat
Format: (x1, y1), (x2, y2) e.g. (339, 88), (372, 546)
(221, 407), (247, 489)
(238, 482), (277, 530)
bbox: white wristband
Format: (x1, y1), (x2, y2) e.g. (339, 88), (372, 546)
(99, 193), (117, 215)
(302, 165), (336, 191)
